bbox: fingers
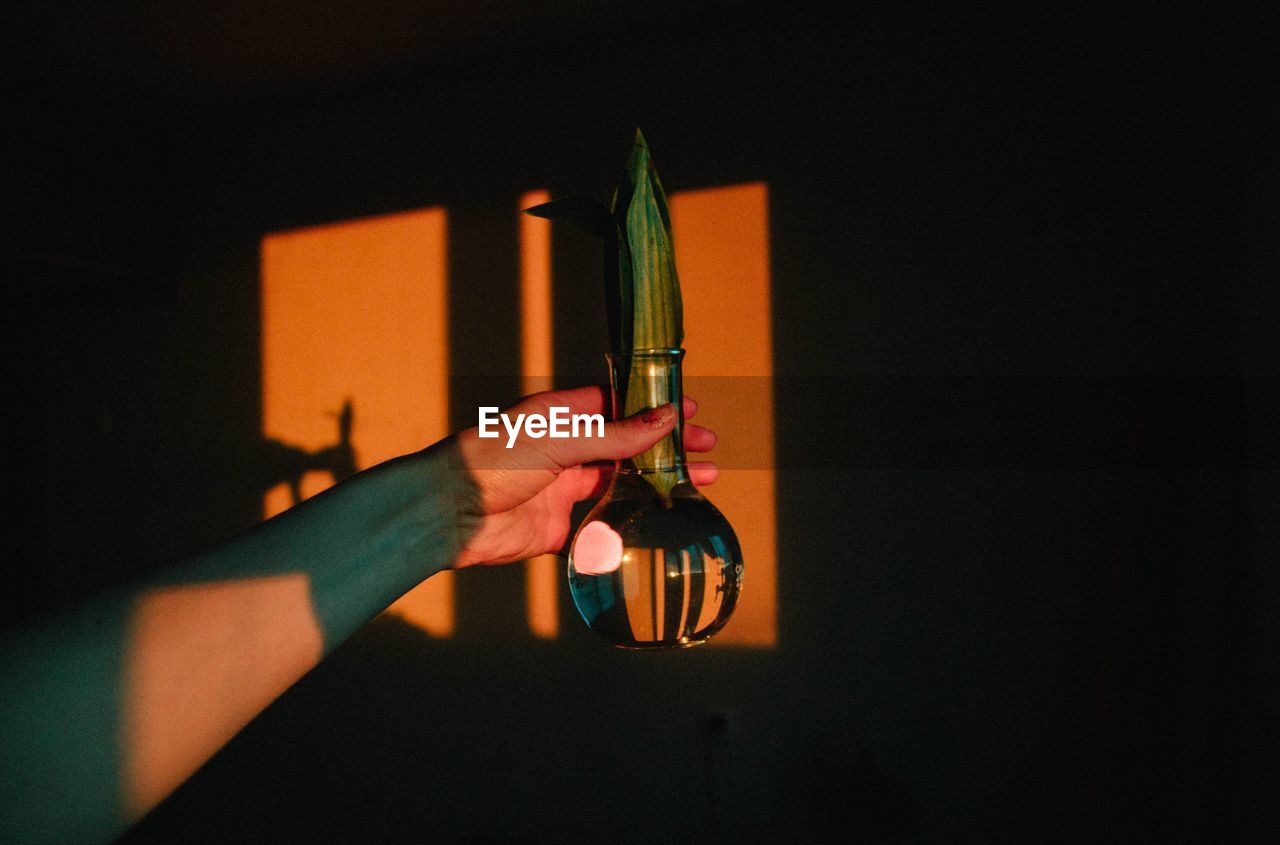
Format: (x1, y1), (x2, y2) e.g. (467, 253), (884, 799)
(519, 396), (711, 476)
(539, 403), (677, 469)
(564, 459), (719, 506)
(511, 386), (701, 423)
(517, 385), (607, 418)
(565, 463), (611, 501)
(689, 461), (718, 487)
(684, 423), (716, 453)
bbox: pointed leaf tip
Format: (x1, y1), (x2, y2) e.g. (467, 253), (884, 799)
(625, 129), (652, 181)
(523, 195), (615, 238)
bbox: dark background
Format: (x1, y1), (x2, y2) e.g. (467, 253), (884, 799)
(3, 3), (1279, 841)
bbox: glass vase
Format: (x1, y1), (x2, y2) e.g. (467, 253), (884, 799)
(568, 348), (743, 648)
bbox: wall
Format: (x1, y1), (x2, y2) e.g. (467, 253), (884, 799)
(9, 7), (1279, 841)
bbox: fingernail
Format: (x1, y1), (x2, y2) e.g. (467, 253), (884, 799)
(641, 404), (674, 426)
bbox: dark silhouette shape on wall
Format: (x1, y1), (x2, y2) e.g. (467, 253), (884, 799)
(254, 399), (359, 506)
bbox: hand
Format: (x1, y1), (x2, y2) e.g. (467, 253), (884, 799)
(453, 386), (717, 567)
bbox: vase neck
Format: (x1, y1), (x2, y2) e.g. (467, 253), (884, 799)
(608, 349), (689, 485)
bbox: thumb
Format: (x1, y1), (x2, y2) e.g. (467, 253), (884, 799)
(542, 403), (677, 469)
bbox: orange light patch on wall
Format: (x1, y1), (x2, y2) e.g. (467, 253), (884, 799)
(519, 190), (560, 640)
(260, 208), (455, 636)
(671, 183), (777, 647)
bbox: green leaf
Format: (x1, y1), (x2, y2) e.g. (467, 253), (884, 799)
(522, 129), (686, 497)
(620, 128), (682, 350)
(613, 129), (684, 500)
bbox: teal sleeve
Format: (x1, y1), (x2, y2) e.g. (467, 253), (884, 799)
(184, 438), (484, 651)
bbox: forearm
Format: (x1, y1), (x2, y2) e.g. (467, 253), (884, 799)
(186, 441), (478, 647)
(0, 440), (479, 844)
